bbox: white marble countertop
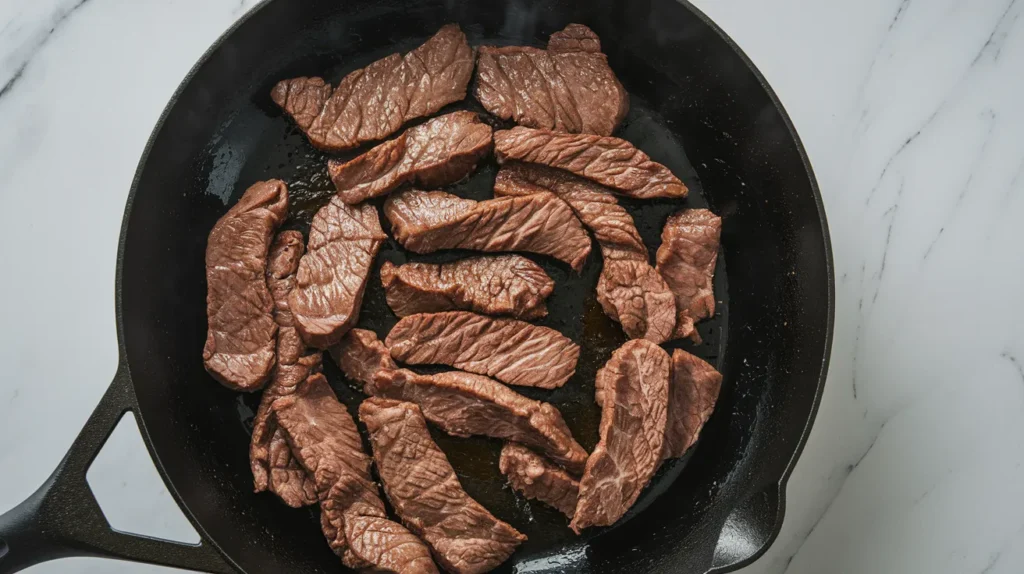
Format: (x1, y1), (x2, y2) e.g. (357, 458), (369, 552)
(1, 0), (1022, 572)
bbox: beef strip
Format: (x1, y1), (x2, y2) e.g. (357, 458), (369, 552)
(494, 162), (676, 342)
(328, 328), (397, 393)
(655, 209), (722, 342)
(380, 255), (554, 320)
(663, 349), (723, 459)
(499, 443), (579, 518)
(386, 311), (579, 390)
(360, 398), (526, 574)
(494, 127), (688, 199)
(328, 111), (493, 205)
(250, 231), (321, 507)
(289, 197), (386, 348)
(474, 24), (627, 136)
(371, 368), (589, 474)
(385, 189), (592, 271)
(271, 24), (474, 153)
(274, 373), (437, 573)
(204, 180), (288, 391)
(570, 340), (670, 533)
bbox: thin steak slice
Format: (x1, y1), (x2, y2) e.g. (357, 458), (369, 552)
(655, 209), (722, 341)
(499, 443), (579, 518)
(380, 256), (554, 320)
(386, 311), (579, 390)
(663, 349), (723, 459)
(570, 340), (670, 533)
(271, 24), (474, 153)
(385, 189), (592, 271)
(251, 231), (320, 507)
(371, 368), (589, 474)
(328, 111), (493, 204)
(329, 328), (397, 393)
(360, 398), (526, 574)
(494, 162), (676, 342)
(289, 197), (386, 348)
(275, 373), (437, 573)
(474, 24), (628, 136)
(204, 180), (288, 391)
(494, 126), (688, 199)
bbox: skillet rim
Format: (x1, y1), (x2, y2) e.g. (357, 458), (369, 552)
(112, 0), (835, 571)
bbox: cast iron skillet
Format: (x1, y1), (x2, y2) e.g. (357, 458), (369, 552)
(0, 0), (833, 572)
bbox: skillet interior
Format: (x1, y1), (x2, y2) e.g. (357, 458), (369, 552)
(118, 0), (832, 572)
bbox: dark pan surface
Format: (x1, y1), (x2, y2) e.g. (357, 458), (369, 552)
(117, 0), (832, 572)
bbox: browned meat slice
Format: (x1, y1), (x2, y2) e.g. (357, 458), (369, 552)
(371, 368), (588, 474)
(328, 111), (493, 204)
(386, 311), (579, 390)
(474, 24), (627, 136)
(328, 328), (397, 393)
(380, 256), (554, 319)
(570, 340), (670, 533)
(289, 197), (386, 348)
(360, 398), (526, 574)
(655, 209), (722, 342)
(204, 180), (288, 391)
(596, 260), (676, 344)
(499, 443), (579, 518)
(663, 350), (723, 459)
(271, 24), (474, 152)
(275, 373), (437, 573)
(494, 127), (688, 199)
(385, 189), (592, 271)
(251, 231), (320, 507)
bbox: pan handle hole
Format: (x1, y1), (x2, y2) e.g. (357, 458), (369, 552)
(0, 537), (8, 559)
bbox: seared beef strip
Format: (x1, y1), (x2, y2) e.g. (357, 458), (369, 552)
(328, 111), (493, 205)
(494, 127), (688, 199)
(328, 328), (397, 393)
(272, 24), (474, 153)
(571, 340), (670, 533)
(474, 24), (627, 136)
(655, 209), (722, 341)
(274, 373), (436, 573)
(250, 231), (320, 507)
(371, 368), (589, 474)
(494, 162), (676, 342)
(360, 398), (526, 574)
(289, 197), (386, 348)
(204, 180), (288, 391)
(386, 311), (579, 390)
(499, 443), (579, 518)
(380, 256), (554, 319)
(663, 349), (723, 459)
(385, 189), (592, 271)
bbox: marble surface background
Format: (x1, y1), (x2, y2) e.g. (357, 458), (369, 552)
(1, 0), (1022, 572)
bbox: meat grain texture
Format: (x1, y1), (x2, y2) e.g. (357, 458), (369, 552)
(371, 368), (589, 474)
(494, 126), (688, 199)
(360, 398), (525, 574)
(250, 231), (321, 508)
(328, 111), (493, 204)
(289, 197), (386, 348)
(386, 311), (580, 389)
(380, 255), (554, 319)
(272, 24), (474, 152)
(204, 179), (289, 391)
(328, 328), (397, 394)
(655, 208), (722, 342)
(274, 374), (436, 573)
(663, 349), (723, 459)
(499, 443), (580, 518)
(385, 189), (592, 270)
(571, 340), (670, 533)
(474, 24), (628, 136)
(495, 162), (676, 343)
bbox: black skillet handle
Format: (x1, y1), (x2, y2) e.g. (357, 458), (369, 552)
(0, 364), (235, 574)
